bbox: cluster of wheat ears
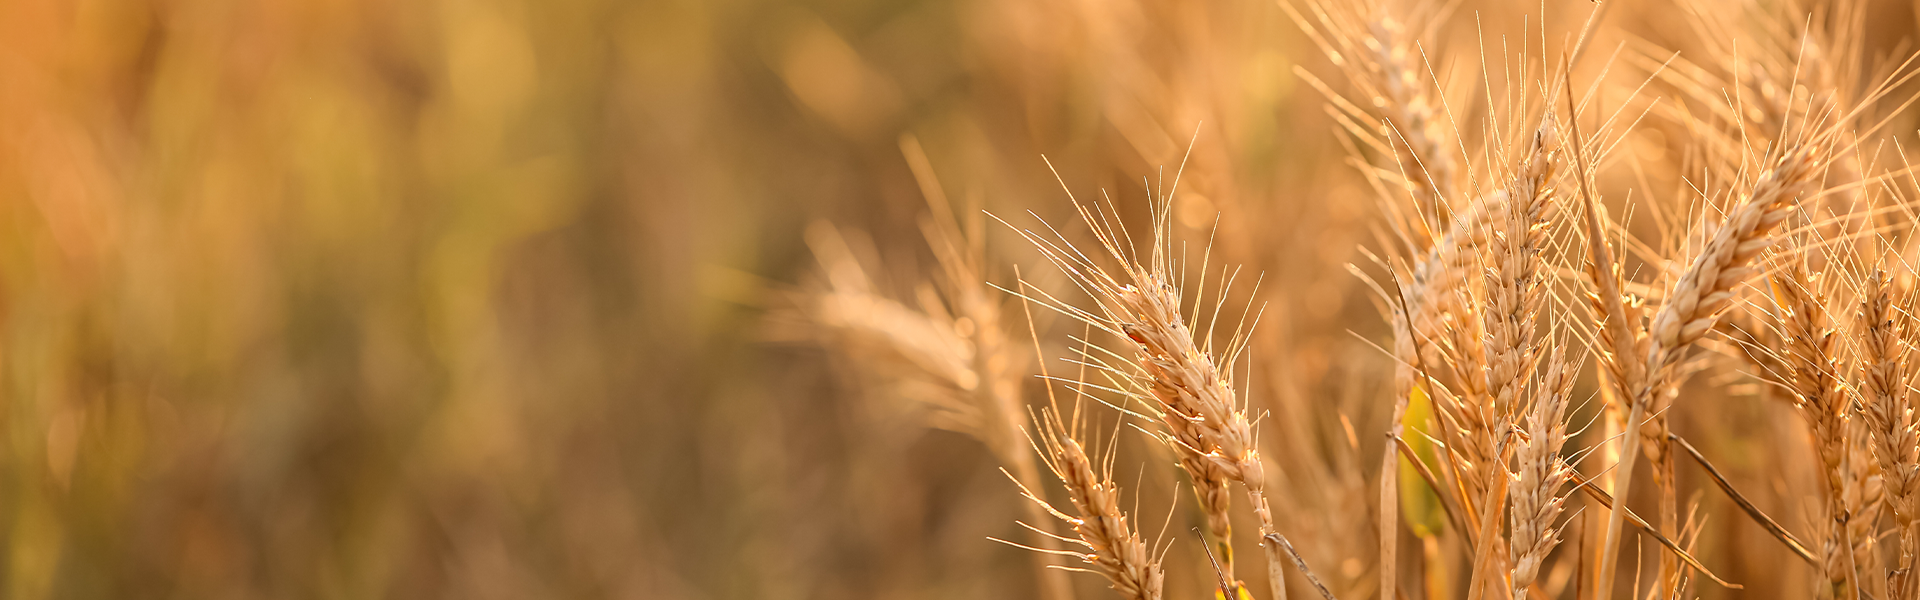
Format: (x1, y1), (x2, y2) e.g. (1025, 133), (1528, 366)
(792, 0), (1920, 598)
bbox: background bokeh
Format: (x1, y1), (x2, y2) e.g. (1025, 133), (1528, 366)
(2, 0), (1918, 598)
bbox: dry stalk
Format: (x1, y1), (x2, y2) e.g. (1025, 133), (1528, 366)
(1562, 468), (1743, 588)
(1464, 452), (1510, 600)
(1568, 85), (1645, 600)
(1670, 432), (1821, 565)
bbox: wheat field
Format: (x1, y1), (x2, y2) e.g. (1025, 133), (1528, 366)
(3, 0), (1920, 598)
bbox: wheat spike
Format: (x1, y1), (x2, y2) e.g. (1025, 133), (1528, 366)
(1858, 269), (1920, 597)
(1773, 261), (1859, 598)
(1014, 411), (1166, 600)
(1482, 116), (1562, 422)
(1632, 143), (1823, 499)
(1013, 185), (1312, 600)
(1508, 351), (1578, 600)
(1285, 0), (1457, 248)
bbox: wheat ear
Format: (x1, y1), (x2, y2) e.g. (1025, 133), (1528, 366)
(1012, 410), (1166, 600)
(1012, 186), (1309, 600)
(1482, 115), (1562, 425)
(1284, 0), (1456, 248)
(1772, 262), (1859, 598)
(1466, 114), (1567, 600)
(1643, 143), (1818, 405)
(1633, 145), (1819, 590)
(1589, 131), (1823, 598)
(1444, 116), (1566, 565)
(1368, 12), (1456, 228)
(1107, 243), (1286, 600)
(1858, 269), (1920, 598)
(1509, 350), (1578, 600)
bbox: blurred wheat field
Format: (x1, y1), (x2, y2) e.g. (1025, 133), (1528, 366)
(4, 0), (1920, 598)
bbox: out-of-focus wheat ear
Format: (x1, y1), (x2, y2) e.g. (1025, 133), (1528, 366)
(799, 219), (1074, 600)
(1856, 269), (1920, 597)
(1368, 12), (1456, 230)
(902, 136), (1080, 600)
(1509, 350), (1578, 600)
(1770, 261), (1858, 599)
(1684, 0), (1870, 208)
(1282, 0), (1456, 247)
(1412, 192), (1505, 396)
(1005, 410), (1165, 600)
